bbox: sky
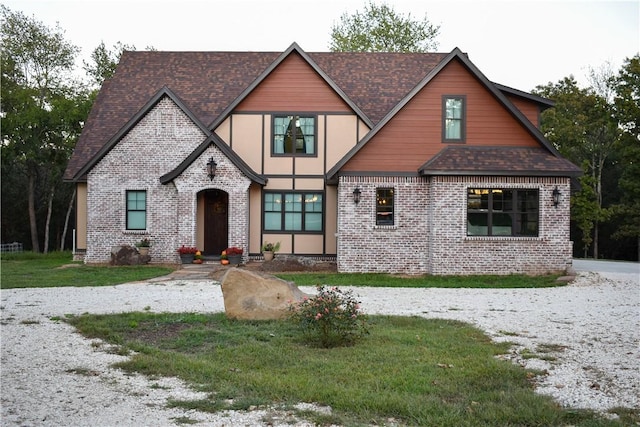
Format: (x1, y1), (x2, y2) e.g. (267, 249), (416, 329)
(4, 0), (639, 91)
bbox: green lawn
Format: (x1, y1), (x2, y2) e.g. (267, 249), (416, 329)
(0, 251), (175, 289)
(67, 311), (635, 427)
(276, 272), (563, 288)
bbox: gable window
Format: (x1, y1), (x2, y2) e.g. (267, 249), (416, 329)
(376, 188), (394, 226)
(443, 96), (466, 142)
(264, 191), (323, 232)
(467, 188), (538, 236)
(126, 190), (146, 230)
(273, 115), (316, 155)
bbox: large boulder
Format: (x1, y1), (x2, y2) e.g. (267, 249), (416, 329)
(110, 245), (150, 265)
(220, 268), (309, 320)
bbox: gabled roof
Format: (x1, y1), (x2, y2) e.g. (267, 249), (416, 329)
(72, 86), (208, 180)
(326, 47), (565, 181)
(209, 42), (374, 130)
(64, 46), (451, 180)
(419, 146), (582, 177)
(493, 82), (555, 110)
(159, 132), (267, 185)
(72, 86), (265, 184)
(64, 43), (557, 182)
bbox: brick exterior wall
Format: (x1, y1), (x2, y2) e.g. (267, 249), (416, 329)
(85, 97), (250, 264)
(337, 176), (430, 275)
(337, 175), (573, 275)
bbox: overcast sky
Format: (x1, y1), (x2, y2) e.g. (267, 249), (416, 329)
(5, 0), (639, 91)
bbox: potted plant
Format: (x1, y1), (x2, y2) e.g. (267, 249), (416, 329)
(193, 250), (203, 264)
(225, 246), (243, 265)
(135, 238), (151, 256)
(261, 241), (280, 262)
(177, 245), (198, 264)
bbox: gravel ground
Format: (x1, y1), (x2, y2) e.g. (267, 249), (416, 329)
(1, 269), (638, 426)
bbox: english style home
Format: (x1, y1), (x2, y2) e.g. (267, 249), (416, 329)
(64, 43), (581, 275)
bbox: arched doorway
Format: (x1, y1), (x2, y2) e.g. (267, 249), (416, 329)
(203, 189), (228, 255)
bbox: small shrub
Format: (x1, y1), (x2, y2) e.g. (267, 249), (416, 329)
(288, 285), (368, 348)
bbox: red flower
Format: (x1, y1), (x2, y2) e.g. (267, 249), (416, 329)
(225, 246), (243, 256)
(177, 245), (198, 254)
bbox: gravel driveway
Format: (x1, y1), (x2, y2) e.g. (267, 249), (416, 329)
(1, 266), (638, 426)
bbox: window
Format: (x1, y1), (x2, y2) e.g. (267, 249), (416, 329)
(126, 190), (146, 230)
(376, 188), (394, 226)
(443, 96), (465, 142)
(467, 189), (539, 236)
(264, 192), (323, 232)
(273, 115), (316, 155)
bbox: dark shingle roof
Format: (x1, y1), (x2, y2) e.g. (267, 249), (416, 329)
(419, 146), (582, 176)
(64, 49), (448, 180)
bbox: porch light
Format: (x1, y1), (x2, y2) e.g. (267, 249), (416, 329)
(206, 157), (217, 180)
(552, 186), (561, 208)
(353, 187), (361, 204)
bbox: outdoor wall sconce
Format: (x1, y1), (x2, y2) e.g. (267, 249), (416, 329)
(206, 157), (217, 180)
(552, 186), (561, 208)
(353, 187), (361, 204)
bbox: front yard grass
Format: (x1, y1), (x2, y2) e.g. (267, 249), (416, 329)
(0, 251), (175, 289)
(67, 312), (633, 427)
(276, 272), (563, 288)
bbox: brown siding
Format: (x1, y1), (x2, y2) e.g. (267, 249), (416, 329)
(507, 96), (540, 127)
(236, 53), (351, 112)
(343, 59), (540, 172)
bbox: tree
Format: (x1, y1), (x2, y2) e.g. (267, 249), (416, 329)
(1, 5), (90, 252)
(610, 55), (640, 260)
(535, 76), (619, 258)
(330, 1), (439, 52)
(83, 41), (134, 87)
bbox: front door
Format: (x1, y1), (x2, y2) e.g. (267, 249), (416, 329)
(204, 190), (228, 255)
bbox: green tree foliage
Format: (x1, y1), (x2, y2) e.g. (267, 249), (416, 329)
(1, 5), (91, 252)
(535, 61), (640, 260)
(609, 55), (640, 260)
(83, 41), (135, 87)
(535, 77), (620, 258)
(330, 1), (439, 52)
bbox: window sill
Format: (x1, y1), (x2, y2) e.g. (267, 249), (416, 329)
(374, 225), (398, 231)
(123, 230), (149, 235)
(464, 236), (541, 242)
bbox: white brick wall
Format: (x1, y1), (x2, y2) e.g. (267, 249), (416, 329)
(337, 175), (573, 275)
(85, 97), (250, 264)
(337, 176), (430, 275)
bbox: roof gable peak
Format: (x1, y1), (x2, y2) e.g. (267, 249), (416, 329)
(208, 42), (374, 130)
(72, 86), (208, 180)
(327, 47), (561, 180)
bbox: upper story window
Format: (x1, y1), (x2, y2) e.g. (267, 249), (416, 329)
(443, 96), (466, 142)
(376, 188), (394, 226)
(264, 191), (323, 233)
(467, 188), (539, 237)
(273, 115), (316, 156)
(126, 190), (146, 230)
